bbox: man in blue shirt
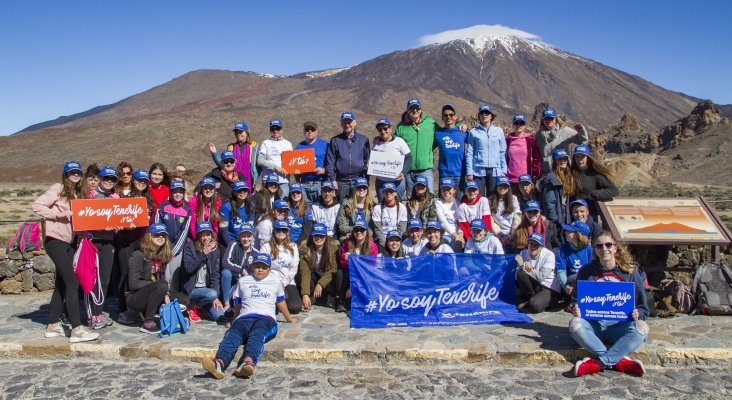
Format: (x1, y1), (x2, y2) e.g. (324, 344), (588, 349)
(434, 104), (468, 200)
(295, 121), (329, 205)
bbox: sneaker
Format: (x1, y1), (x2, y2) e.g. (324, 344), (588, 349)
(326, 295), (336, 309)
(574, 357), (603, 377)
(179, 303), (187, 313)
(118, 310), (142, 325)
(233, 360), (255, 378)
(45, 322), (65, 338)
(139, 321), (160, 334)
(223, 308), (235, 320)
(69, 326), (100, 343)
(202, 358), (225, 380)
(335, 303), (347, 313)
(614, 357), (646, 377)
(91, 314), (113, 330)
(188, 307), (202, 323)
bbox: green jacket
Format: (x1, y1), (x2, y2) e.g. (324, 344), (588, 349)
(395, 112), (439, 170)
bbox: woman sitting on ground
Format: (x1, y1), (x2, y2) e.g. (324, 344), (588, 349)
(182, 221), (225, 323)
(337, 220), (378, 312)
(556, 220), (593, 300)
(515, 233), (559, 313)
(299, 223), (339, 311)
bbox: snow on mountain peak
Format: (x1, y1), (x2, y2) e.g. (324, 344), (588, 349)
(417, 24), (562, 56)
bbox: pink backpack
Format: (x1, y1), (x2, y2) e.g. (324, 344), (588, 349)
(6, 221), (42, 259)
(73, 236), (105, 319)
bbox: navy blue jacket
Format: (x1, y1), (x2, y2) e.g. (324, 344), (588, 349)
(181, 240), (221, 296)
(326, 131), (370, 181)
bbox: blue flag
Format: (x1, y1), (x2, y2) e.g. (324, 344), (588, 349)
(349, 253), (532, 329)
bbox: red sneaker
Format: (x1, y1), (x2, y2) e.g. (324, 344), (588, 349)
(188, 307), (201, 323)
(614, 357), (646, 377)
(574, 357), (602, 377)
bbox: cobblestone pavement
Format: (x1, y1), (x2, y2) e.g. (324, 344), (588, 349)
(0, 358), (728, 400)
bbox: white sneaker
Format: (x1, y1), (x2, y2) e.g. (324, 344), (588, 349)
(69, 326), (100, 343)
(45, 322), (65, 338)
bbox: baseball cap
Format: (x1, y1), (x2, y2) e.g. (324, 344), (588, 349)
(407, 218), (423, 230)
(518, 174), (533, 185)
(524, 200), (541, 212)
(381, 182), (397, 192)
(570, 199), (589, 209)
(269, 119), (283, 129)
(133, 169), (149, 181)
(221, 150), (236, 162)
(386, 230), (402, 240)
(440, 178), (455, 189)
(496, 176), (510, 187)
(289, 182), (303, 193)
(465, 181), (479, 190)
(340, 111), (356, 121)
(273, 219), (290, 231)
(303, 121), (318, 130)
(311, 223), (328, 237)
(170, 181), (185, 191)
(353, 177), (368, 188)
(407, 98), (421, 109)
(574, 144), (591, 156)
(414, 176), (428, 187)
(528, 233), (545, 246)
(552, 148), (570, 160)
(232, 180), (249, 192)
(273, 199), (290, 210)
(513, 115), (526, 124)
(263, 174), (279, 184)
(199, 176), (216, 188)
(353, 220), (368, 230)
(196, 221), (213, 234)
(469, 219), (486, 231)
(233, 121), (249, 132)
(148, 223), (168, 236)
(321, 181), (336, 191)
(375, 118), (391, 128)
(99, 166), (118, 179)
(237, 222), (255, 236)
(542, 108), (557, 119)
(425, 221), (442, 231)
(252, 253), (272, 268)
(478, 104), (494, 114)
(562, 220), (591, 237)
(442, 104), (456, 112)
(63, 161), (82, 174)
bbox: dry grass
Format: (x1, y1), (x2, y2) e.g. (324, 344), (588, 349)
(0, 183), (48, 244)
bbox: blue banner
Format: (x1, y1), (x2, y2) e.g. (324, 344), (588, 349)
(577, 281), (635, 321)
(349, 254), (533, 329)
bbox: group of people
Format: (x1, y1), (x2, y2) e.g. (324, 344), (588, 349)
(34, 99), (646, 379)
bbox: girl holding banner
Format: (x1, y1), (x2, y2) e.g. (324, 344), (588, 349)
(570, 231), (648, 377)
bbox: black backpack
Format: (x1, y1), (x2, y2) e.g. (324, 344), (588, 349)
(692, 262), (732, 315)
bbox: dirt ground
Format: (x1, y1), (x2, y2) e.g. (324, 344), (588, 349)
(0, 183), (50, 244)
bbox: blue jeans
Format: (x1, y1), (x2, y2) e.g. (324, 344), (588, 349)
(375, 178), (406, 203)
(190, 287), (224, 321)
(440, 175), (465, 201)
(220, 268), (238, 305)
(405, 170), (434, 199)
(300, 180), (322, 205)
(215, 315), (277, 369)
(569, 318), (648, 367)
(336, 179), (354, 202)
(471, 174), (497, 197)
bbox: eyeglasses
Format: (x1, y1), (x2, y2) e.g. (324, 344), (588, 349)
(67, 171), (82, 176)
(152, 234), (167, 239)
(409, 107), (421, 112)
(222, 160), (235, 165)
(479, 111), (492, 116)
(594, 242), (615, 250)
(442, 113), (455, 118)
(304, 128), (317, 132)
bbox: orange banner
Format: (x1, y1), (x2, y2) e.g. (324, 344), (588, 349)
(281, 148), (316, 174)
(71, 198), (150, 232)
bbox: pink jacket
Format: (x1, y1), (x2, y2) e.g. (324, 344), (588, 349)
(188, 195), (222, 239)
(338, 240), (378, 269)
(32, 183), (74, 244)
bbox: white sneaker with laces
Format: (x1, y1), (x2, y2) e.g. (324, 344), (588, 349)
(69, 326), (100, 343)
(45, 322), (65, 338)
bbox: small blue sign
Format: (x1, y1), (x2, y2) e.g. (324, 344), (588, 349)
(577, 281), (635, 321)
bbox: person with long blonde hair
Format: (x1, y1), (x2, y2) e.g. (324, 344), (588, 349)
(570, 230), (648, 377)
(336, 177), (375, 241)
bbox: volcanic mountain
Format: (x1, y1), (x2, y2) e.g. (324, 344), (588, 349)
(0, 35), (701, 182)
(628, 222), (710, 234)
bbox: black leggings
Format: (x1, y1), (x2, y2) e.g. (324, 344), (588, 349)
(45, 237), (82, 328)
(115, 238), (140, 312)
(335, 268), (350, 299)
(91, 239), (115, 316)
(126, 280), (169, 322)
(284, 285), (302, 315)
(516, 269), (556, 313)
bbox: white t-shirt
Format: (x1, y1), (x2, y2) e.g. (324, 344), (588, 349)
(372, 136), (411, 182)
(458, 197), (492, 224)
(418, 243), (454, 255)
(402, 237), (428, 256)
(255, 218), (273, 249)
(311, 202), (340, 237)
(464, 236), (504, 255)
(258, 138), (293, 184)
(518, 247), (559, 292)
(260, 242), (299, 287)
(372, 203), (408, 232)
(233, 273), (285, 322)
(493, 196), (521, 236)
(435, 199), (461, 235)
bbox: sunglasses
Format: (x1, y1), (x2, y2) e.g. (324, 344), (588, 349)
(409, 107), (421, 112)
(101, 177), (118, 182)
(275, 228), (289, 233)
(527, 210), (540, 215)
(353, 228), (367, 233)
(479, 111), (492, 116)
(222, 159), (235, 165)
(121, 171), (132, 176)
(304, 127), (317, 132)
(253, 264), (270, 269)
(270, 127), (282, 131)
(442, 113), (456, 118)
(594, 242), (615, 250)
(543, 117), (556, 121)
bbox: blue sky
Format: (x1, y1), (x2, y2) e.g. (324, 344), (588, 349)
(1, 0), (730, 136)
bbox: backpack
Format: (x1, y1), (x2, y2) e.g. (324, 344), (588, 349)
(692, 262), (732, 315)
(658, 279), (694, 314)
(159, 299), (190, 336)
(6, 221), (42, 258)
(73, 236), (105, 320)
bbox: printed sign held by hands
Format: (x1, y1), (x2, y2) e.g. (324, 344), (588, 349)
(281, 148), (316, 174)
(367, 152), (404, 180)
(71, 198), (149, 231)
(577, 281), (635, 321)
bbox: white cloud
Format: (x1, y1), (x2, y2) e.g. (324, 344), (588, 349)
(417, 24), (542, 47)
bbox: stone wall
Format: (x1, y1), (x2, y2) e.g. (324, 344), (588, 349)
(0, 249), (55, 295)
(631, 244), (731, 287)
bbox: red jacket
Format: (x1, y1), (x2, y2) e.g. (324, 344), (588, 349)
(505, 132), (542, 180)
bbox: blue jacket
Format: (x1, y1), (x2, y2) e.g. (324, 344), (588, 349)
(288, 207), (314, 244)
(181, 240), (221, 296)
(155, 201), (191, 256)
(326, 131), (370, 181)
(295, 138), (329, 182)
(466, 123), (507, 175)
(556, 244), (593, 289)
(219, 200), (254, 247)
(434, 127), (467, 177)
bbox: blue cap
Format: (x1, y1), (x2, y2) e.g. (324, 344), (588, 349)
(237, 222), (255, 236)
(233, 121), (249, 132)
(425, 220), (442, 231)
(273, 219), (290, 231)
(353, 220), (368, 230)
(148, 223), (168, 236)
(252, 253), (272, 268)
(381, 182), (397, 192)
(273, 199), (290, 210)
(289, 182), (303, 193)
(321, 181), (336, 191)
(478, 104), (494, 114)
(414, 176), (428, 187)
(439, 178), (455, 189)
(469, 219), (486, 231)
(528, 233), (545, 246)
(263, 174), (279, 184)
(570, 199), (589, 209)
(133, 169), (149, 181)
(442, 103), (456, 112)
(232, 180), (249, 192)
(340, 111), (356, 121)
(496, 176), (510, 187)
(513, 115), (526, 124)
(99, 166), (118, 179)
(574, 144), (591, 156)
(525, 200), (541, 212)
(518, 174), (533, 184)
(311, 223), (328, 236)
(353, 177), (368, 188)
(375, 118), (391, 128)
(465, 181), (479, 190)
(221, 150), (236, 162)
(407, 98), (421, 109)
(562, 220), (591, 237)
(407, 218), (423, 230)
(199, 176), (216, 188)
(386, 230), (402, 240)
(269, 119), (283, 129)
(542, 108), (557, 119)
(170, 180), (185, 191)
(63, 161), (82, 174)
(196, 221), (213, 234)
(552, 148), (570, 160)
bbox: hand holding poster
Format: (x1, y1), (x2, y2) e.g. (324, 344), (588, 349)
(71, 198), (149, 232)
(281, 148), (316, 174)
(577, 281), (635, 321)
(367, 151), (404, 180)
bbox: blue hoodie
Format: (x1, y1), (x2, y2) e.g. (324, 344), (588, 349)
(434, 127), (467, 177)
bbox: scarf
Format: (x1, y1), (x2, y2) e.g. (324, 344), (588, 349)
(233, 141), (252, 189)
